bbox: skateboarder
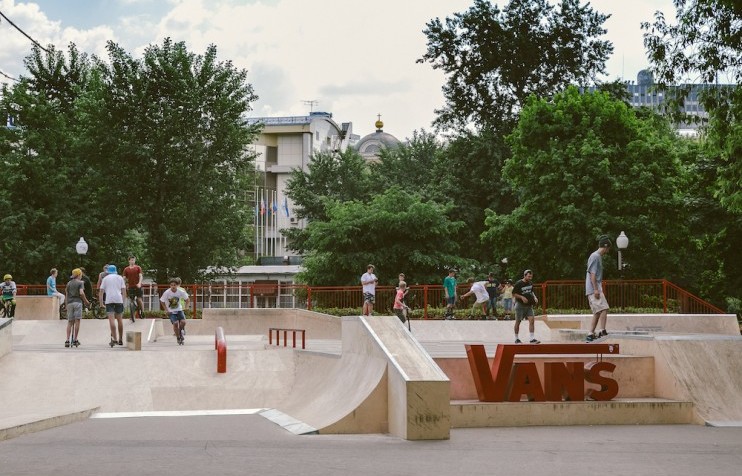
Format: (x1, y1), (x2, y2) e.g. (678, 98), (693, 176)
(513, 269), (540, 343)
(160, 278), (190, 345)
(586, 235), (612, 342)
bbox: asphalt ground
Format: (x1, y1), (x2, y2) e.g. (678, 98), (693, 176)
(0, 415), (740, 476)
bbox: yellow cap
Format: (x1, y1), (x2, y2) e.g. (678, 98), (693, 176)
(72, 268), (82, 277)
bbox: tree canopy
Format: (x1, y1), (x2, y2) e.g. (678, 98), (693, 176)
(0, 39), (260, 283)
(418, 0), (613, 134)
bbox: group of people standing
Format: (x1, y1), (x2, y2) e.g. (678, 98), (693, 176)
(359, 234), (614, 344)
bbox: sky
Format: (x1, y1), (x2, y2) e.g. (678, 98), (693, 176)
(0, 0), (678, 140)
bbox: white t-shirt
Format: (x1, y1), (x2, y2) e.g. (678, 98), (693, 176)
(160, 288), (189, 313)
(471, 281), (489, 303)
(99, 274), (126, 304)
(361, 272), (377, 295)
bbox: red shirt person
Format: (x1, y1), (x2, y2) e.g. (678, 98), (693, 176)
(123, 255), (143, 318)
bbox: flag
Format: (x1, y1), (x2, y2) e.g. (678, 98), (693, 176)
(260, 198), (266, 215)
(282, 196), (290, 217)
(271, 199), (278, 214)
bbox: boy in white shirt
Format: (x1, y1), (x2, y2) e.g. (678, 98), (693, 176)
(160, 277), (190, 345)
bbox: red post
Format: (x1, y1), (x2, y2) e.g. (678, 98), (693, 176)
(307, 287), (312, 310)
(215, 326), (227, 373)
(663, 280), (668, 313)
(283, 330), (287, 347)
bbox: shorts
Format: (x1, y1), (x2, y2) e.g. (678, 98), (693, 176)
(66, 302), (83, 320)
(474, 291), (489, 304)
(363, 293), (375, 304)
(514, 302), (534, 322)
(127, 287), (143, 298)
(588, 293), (610, 314)
(445, 296), (456, 306)
(168, 311), (186, 323)
(105, 303), (124, 314)
(503, 298), (513, 311)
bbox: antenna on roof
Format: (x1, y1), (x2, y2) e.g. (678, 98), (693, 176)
(302, 99), (319, 113)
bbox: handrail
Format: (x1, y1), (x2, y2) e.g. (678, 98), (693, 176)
(215, 326), (227, 373)
(13, 278), (725, 317)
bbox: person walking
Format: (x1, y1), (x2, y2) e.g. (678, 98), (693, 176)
(65, 268), (90, 347)
(393, 281), (408, 323)
(484, 273), (501, 319)
(99, 265), (127, 346)
(501, 280), (514, 320)
(513, 269), (540, 344)
(443, 268), (457, 320)
(586, 235), (612, 342)
(361, 264), (377, 316)
(397, 273), (410, 322)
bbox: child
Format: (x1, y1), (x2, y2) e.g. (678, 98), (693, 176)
(393, 281), (408, 323)
(160, 278), (190, 345)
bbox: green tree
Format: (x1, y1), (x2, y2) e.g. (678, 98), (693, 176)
(297, 188), (470, 286)
(418, 0), (613, 133)
(283, 148), (373, 254)
(482, 87), (689, 281)
(0, 44), (101, 282)
(78, 38), (260, 282)
(643, 0), (742, 213)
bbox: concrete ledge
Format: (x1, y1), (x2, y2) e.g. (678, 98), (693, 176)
(13, 296), (60, 320)
(0, 318), (11, 358)
(450, 399), (695, 427)
(546, 313), (739, 336)
(126, 331), (142, 350)
(0, 407), (99, 441)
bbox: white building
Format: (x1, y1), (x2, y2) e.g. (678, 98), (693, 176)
(248, 112), (357, 260)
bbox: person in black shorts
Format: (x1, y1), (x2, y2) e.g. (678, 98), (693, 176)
(512, 269), (540, 344)
(123, 255), (144, 318)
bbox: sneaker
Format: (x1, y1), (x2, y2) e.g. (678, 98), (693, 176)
(598, 330), (608, 337)
(73, 340), (80, 346)
(586, 333), (597, 342)
(515, 338), (522, 344)
(118, 340), (123, 345)
(65, 341), (70, 348)
(529, 339), (540, 344)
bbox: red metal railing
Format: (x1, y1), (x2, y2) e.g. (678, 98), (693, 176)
(215, 326), (227, 373)
(17, 279), (724, 318)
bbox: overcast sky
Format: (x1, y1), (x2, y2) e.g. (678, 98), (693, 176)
(1, 0), (677, 139)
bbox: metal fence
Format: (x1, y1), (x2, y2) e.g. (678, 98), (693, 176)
(17, 279), (725, 318)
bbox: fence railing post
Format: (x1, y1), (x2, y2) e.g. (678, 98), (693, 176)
(423, 285), (429, 319)
(307, 286), (312, 310)
(663, 280), (668, 313)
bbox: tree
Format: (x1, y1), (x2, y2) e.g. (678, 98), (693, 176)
(482, 87), (690, 281)
(0, 44), (101, 282)
(643, 0), (742, 213)
(297, 188), (470, 286)
(418, 0), (613, 134)
(283, 148), (373, 254)
(78, 38), (260, 282)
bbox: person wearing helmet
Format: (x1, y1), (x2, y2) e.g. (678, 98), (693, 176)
(1, 274), (17, 317)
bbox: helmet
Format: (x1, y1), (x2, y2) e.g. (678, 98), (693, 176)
(3, 274), (11, 280)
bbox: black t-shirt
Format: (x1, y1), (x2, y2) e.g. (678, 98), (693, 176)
(81, 276), (93, 300)
(513, 279), (536, 306)
(484, 279), (500, 298)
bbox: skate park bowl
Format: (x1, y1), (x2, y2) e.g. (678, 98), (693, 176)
(0, 310), (740, 441)
(0, 310), (450, 441)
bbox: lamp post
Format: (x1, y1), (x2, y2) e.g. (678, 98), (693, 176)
(75, 237), (88, 267)
(500, 257), (508, 281)
(616, 231), (629, 275)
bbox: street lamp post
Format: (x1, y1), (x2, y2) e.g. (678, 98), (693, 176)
(616, 231), (629, 275)
(75, 237), (88, 267)
(500, 257), (508, 281)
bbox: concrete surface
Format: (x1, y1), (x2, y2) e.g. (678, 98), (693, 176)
(0, 416), (740, 476)
(12, 295), (60, 320)
(545, 313), (740, 336)
(0, 318), (10, 358)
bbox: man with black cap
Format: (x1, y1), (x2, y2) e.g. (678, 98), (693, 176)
(512, 269), (540, 343)
(586, 235), (612, 342)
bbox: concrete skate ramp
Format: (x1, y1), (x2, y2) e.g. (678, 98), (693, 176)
(276, 316), (450, 439)
(545, 314), (739, 336)
(193, 308), (341, 339)
(613, 335), (742, 424)
(407, 319), (551, 345)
